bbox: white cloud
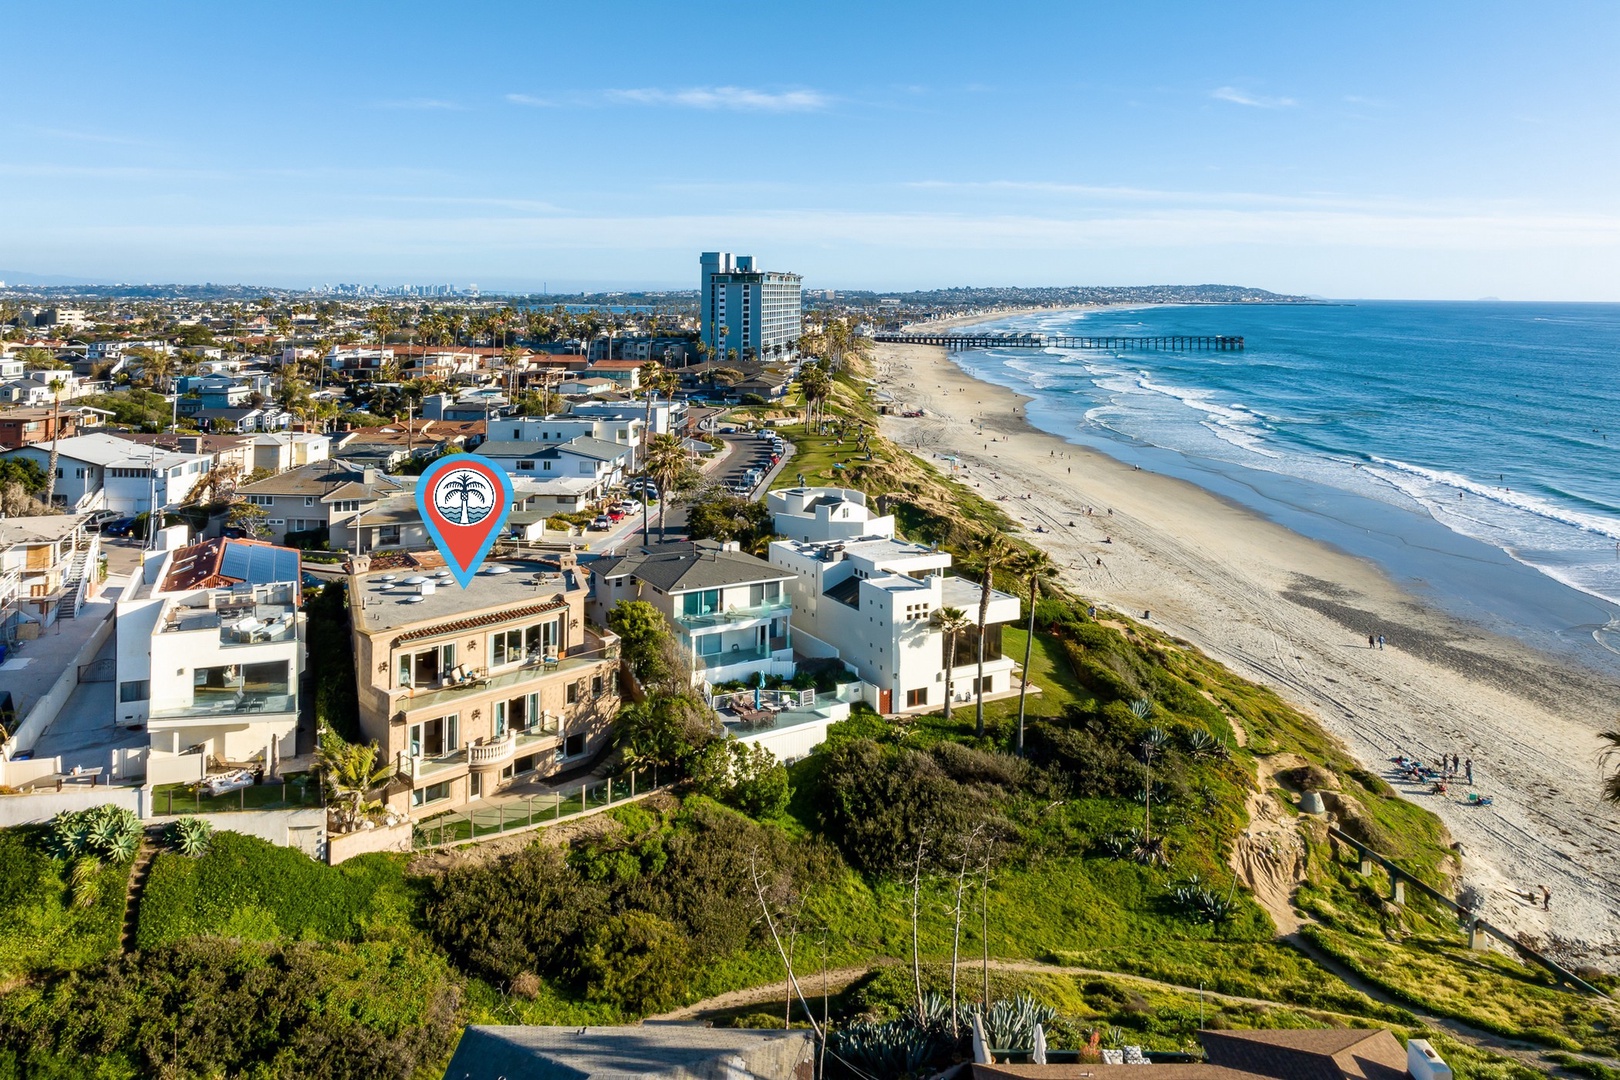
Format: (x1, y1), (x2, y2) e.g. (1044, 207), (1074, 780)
(505, 93), (555, 108)
(1211, 86), (1298, 109)
(603, 86), (828, 112)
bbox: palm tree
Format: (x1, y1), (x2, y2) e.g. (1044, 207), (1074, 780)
(44, 376), (65, 507)
(316, 731), (396, 833)
(442, 471), (489, 524)
(966, 528), (1015, 736)
(1601, 730), (1620, 804)
(641, 433), (690, 542)
(932, 606), (971, 722)
(1010, 547), (1055, 755)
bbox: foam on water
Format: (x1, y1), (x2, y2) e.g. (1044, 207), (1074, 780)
(953, 301), (1620, 624)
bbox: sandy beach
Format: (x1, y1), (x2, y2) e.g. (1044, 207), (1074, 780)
(874, 334), (1620, 964)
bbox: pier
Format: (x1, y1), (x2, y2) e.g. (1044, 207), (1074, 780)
(873, 332), (1244, 352)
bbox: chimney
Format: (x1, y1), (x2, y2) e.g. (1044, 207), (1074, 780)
(362, 468), (378, 486)
(1406, 1040), (1451, 1080)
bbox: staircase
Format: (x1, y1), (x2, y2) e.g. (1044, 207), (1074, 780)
(120, 835), (159, 953)
(54, 544), (90, 621)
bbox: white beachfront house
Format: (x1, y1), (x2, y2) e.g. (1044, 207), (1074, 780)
(115, 537), (305, 780)
(768, 529), (1020, 715)
(589, 540), (796, 687)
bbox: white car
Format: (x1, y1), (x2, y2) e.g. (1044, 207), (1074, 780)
(200, 768), (257, 797)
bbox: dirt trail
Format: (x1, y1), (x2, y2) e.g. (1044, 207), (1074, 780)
(653, 956), (1609, 1074)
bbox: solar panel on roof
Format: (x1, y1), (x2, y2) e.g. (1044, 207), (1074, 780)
(219, 541), (299, 586)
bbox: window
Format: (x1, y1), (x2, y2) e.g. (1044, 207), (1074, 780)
(977, 675), (994, 693)
(748, 581), (781, 606)
(119, 680), (149, 703)
(468, 771), (482, 798)
(398, 642), (455, 688)
(591, 674), (603, 698)
(564, 733), (586, 757)
(696, 634), (722, 657)
(411, 780), (452, 807)
(490, 628), (523, 666)
(566, 681), (579, 705)
(906, 688), (928, 708)
(518, 460), (534, 470)
(681, 589), (720, 618)
(408, 714), (459, 757)
(246, 494), (274, 506)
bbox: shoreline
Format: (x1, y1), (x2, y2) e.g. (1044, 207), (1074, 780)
(873, 334), (1620, 964)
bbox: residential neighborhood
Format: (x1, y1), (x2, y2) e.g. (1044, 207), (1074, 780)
(0, 262), (1500, 1080)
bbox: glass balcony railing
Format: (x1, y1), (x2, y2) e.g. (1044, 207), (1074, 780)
(694, 646), (772, 671)
(150, 692), (298, 722)
(675, 596), (791, 630)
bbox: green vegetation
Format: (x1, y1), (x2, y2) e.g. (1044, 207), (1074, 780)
(0, 827), (132, 981)
(0, 938), (460, 1080)
(135, 831), (415, 949)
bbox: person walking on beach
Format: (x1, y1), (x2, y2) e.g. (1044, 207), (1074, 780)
(1542, 885), (1552, 911)
(1465, 758), (1473, 785)
(1378, 634), (1385, 650)
(1369, 634), (1376, 648)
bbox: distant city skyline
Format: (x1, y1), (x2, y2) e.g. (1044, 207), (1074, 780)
(3, 2), (1617, 300)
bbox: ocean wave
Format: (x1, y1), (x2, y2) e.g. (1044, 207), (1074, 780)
(1364, 456), (1620, 543)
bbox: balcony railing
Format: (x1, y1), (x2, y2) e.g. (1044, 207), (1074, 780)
(150, 692), (298, 722)
(468, 732), (515, 768)
(401, 653), (610, 713)
(675, 596), (791, 630)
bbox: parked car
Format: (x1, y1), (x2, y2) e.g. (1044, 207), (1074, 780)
(199, 768), (257, 797)
(85, 509), (123, 530)
(102, 517), (138, 537)
(589, 515), (612, 530)
(222, 526), (248, 539)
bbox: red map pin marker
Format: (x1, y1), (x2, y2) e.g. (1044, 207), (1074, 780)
(415, 454), (515, 587)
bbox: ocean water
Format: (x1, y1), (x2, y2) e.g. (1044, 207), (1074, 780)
(950, 301), (1620, 669)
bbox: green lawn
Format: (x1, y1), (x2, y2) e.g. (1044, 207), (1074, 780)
(150, 774), (318, 816)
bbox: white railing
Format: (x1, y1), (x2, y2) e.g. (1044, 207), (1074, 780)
(467, 732), (517, 768)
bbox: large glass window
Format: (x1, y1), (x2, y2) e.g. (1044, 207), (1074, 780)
(408, 714), (460, 757)
(682, 589), (720, 617)
(399, 643), (454, 688)
(696, 634), (722, 657)
(748, 581), (781, 606)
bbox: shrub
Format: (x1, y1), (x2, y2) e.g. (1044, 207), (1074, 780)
(0, 937), (462, 1079)
(691, 740), (791, 819)
(578, 911), (691, 1014)
(814, 740), (983, 874)
(426, 845), (608, 985)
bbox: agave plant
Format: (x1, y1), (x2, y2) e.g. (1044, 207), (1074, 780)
(1186, 729), (1230, 761)
(827, 1016), (949, 1075)
(1129, 698), (1154, 722)
(49, 805), (143, 865)
(978, 994), (1058, 1049)
(46, 811), (90, 860)
(167, 816), (214, 857)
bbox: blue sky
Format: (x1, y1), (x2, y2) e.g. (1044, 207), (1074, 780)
(3, 1), (1617, 298)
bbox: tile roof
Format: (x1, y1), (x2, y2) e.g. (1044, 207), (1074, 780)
(391, 595), (568, 646)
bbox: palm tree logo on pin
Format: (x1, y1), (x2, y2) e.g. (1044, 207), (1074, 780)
(433, 468), (493, 525)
